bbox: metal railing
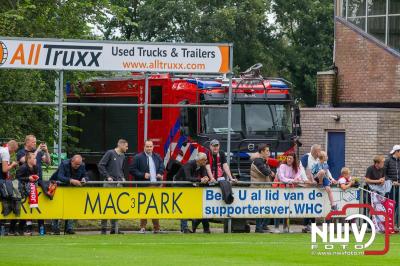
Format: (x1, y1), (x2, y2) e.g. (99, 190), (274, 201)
(85, 180), (307, 186)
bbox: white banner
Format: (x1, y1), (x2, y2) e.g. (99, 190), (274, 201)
(203, 187), (360, 218)
(0, 38), (231, 73)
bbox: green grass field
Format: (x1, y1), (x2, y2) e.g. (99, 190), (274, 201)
(0, 233), (398, 265)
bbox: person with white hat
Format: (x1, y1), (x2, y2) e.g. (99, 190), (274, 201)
(384, 145), (400, 185)
(383, 145), (400, 227)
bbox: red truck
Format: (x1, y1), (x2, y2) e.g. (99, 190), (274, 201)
(67, 64), (301, 181)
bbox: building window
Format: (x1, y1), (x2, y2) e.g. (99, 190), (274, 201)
(368, 16), (386, 42)
(348, 0), (366, 17)
(389, 16), (400, 51)
(368, 0), (386, 15)
(348, 17), (366, 28)
(340, 0), (400, 52)
(389, 0), (400, 14)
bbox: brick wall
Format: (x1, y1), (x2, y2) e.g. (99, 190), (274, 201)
(377, 111), (400, 155)
(299, 108), (400, 178)
(335, 19), (400, 104)
(316, 70), (335, 107)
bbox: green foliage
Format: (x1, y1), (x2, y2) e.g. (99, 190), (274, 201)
(0, 69), (56, 142)
(0, 0), (334, 148)
(101, 0), (334, 105)
(272, 0), (334, 106)
(101, 0), (280, 75)
(0, 0), (109, 146)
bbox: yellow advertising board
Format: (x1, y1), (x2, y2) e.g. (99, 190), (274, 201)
(0, 187), (360, 220)
(0, 187), (203, 220)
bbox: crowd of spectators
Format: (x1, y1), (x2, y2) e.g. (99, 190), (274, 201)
(1, 135), (399, 235)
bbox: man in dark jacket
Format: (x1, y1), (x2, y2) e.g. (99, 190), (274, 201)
(175, 152), (211, 233)
(130, 140), (164, 183)
(50, 154), (88, 234)
(384, 145), (400, 226)
(129, 140), (164, 233)
(385, 145), (400, 184)
(250, 144), (275, 233)
(98, 139), (128, 235)
(15, 135), (50, 235)
(11, 152), (40, 235)
(17, 135), (51, 180)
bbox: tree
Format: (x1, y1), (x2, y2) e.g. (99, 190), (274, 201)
(100, 0), (334, 105)
(0, 0), (109, 146)
(272, 0), (334, 106)
(101, 0), (280, 75)
(0, 0), (335, 149)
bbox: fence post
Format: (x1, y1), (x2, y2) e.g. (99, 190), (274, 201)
(57, 70), (63, 166)
(144, 72), (149, 142)
(358, 185), (364, 228)
(225, 46), (233, 233)
(397, 185), (400, 230)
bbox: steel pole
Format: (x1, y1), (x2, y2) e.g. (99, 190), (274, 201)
(54, 78), (59, 154)
(397, 186), (400, 229)
(226, 45), (234, 234)
(144, 72), (149, 142)
(58, 71), (63, 166)
(227, 72), (233, 165)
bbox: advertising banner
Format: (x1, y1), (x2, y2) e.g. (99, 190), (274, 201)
(203, 187), (360, 218)
(0, 38), (231, 73)
(0, 187), (359, 219)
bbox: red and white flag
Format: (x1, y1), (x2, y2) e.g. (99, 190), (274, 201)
(370, 192), (396, 234)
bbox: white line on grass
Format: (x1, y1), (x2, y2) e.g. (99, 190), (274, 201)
(9, 241), (306, 246)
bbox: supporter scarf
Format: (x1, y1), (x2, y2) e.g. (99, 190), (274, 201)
(208, 151), (223, 178)
(28, 175), (39, 208)
(28, 182), (38, 208)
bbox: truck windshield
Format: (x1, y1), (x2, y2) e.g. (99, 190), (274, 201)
(202, 104), (291, 135)
(244, 104), (292, 135)
(203, 104), (242, 133)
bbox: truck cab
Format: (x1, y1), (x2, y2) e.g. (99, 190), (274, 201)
(178, 65), (301, 180)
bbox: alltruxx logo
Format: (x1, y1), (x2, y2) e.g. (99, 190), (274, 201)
(0, 41), (8, 65)
(1, 41), (103, 67)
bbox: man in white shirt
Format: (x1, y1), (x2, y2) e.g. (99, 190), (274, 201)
(0, 140), (19, 180)
(300, 144), (322, 233)
(1, 140), (19, 235)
